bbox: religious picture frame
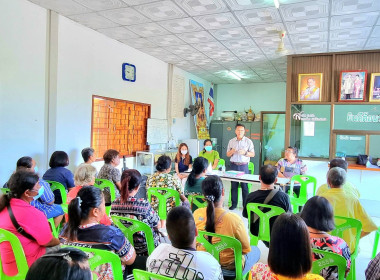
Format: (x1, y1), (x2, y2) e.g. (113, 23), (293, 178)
(369, 73), (380, 102)
(298, 73), (323, 102)
(338, 70), (367, 102)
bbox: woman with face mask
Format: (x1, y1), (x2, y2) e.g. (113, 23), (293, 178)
(0, 171), (60, 277)
(174, 143), (192, 180)
(60, 186), (146, 279)
(199, 139), (220, 170)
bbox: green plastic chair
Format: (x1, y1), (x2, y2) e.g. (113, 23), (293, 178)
(133, 269), (175, 280)
(216, 158), (225, 170)
(228, 162), (254, 207)
(372, 227), (380, 259)
(331, 216), (362, 280)
(0, 188), (10, 195)
(288, 175), (317, 214)
(311, 248), (347, 280)
(0, 229), (29, 280)
(188, 194), (208, 211)
(246, 203), (285, 246)
(48, 218), (59, 238)
(196, 230), (248, 280)
(111, 215), (155, 255)
(62, 245), (123, 280)
(147, 187), (180, 220)
(45, 180), (68, 209)
(94, 178), (116, 215)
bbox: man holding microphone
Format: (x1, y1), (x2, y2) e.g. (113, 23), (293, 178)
(226, 124), (255, 210)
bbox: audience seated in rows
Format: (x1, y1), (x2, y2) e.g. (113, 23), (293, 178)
(320, 167), (377, 253)
(25, 247), (91, 280)
(0, 171), (60, 276)
(59, 186), (147, 279)
(316, 158), (360, 199)
(366, 252), (380, 280)
(193, 175), (260, 280)
(184, 157), (208, 211)
(111, 169), (161, 256)
(146, 155), (188, 229)
(43, 151), (75, 204)
(66, 164), (111, 225)
(97, 149), (122, 205)
(251, 213), (324, 280)
(147, 206), (223, 279)
(243, 164), (292, 248)
(300, 196), (351, 279)
(198, 138), (220, 169)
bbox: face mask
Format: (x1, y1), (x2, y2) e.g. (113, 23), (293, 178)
(34, 166), (39, 173)
(181, 150), (187, 155)
(205, 146), (212, 152)
(32, 187), (44, 200)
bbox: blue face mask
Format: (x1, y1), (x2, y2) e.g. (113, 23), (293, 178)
(205, 146), (212, 152)
(32, 187), (44, 200)
(34, 166), (39, 173)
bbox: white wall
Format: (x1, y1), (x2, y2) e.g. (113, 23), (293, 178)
(0, 0), (47, 183)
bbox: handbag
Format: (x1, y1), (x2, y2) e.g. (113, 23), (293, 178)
(357, 154), (368, 166)
(7, 205), (36, 241)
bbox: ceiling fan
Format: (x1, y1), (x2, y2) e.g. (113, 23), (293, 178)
(276, 30), (289, 55)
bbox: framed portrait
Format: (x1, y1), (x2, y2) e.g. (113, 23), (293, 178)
(298, 73), (323, 102)
(338, 70), (367, 102)
(369, 73), (380, 102)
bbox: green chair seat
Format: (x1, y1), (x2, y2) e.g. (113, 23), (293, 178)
(188, 194), (207, 211)
(0, 229), (29, 280)
(133, 269), (175, 279)
(111, 215), (156, 255)
(147, 187), (180, 220)
(288, 175), (317, 214)
(228, 162), (254, 208)
(94, 178), (117, 215)
(45, 180), (68, 207)
(0, 188), (10, 195)
(246, 203), (285, 246)
(372, 227), (380, 259)
(311, 248), (347, 280)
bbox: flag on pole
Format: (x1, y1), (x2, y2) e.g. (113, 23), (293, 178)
(207, 84), (214, 117)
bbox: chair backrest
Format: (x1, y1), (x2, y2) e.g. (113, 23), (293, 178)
(48, 218), (59, 238)
(94, 178), (116, 202)
(196, 230), (243, 280)
(217, 159), (225, 169)
(111, 215), (155, 255)
(0, 188), (10, 195)
(289, 175), (317, 199)
(332, 216), (362, 259)
(246, 203), (285, 246)
(311, 248), (347, 280)
(61, 245), (123, 280)
(248, 162), (254, 174)
(46, 180), (67, 204)
(147, 187), (180, 220)
(188, 194), (207, 210)
(133, 269), (176, 280)
(0, 229), (29, 280)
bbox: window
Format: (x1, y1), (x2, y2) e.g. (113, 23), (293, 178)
(91, 95), (150, 159)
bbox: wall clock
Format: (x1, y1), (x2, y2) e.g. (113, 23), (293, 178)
(122, 63), (136, 82)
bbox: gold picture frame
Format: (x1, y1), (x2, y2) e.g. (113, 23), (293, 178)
(298, 73), (323, 102)
(369, 73), (380, 102)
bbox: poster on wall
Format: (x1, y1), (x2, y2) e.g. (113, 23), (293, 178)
(298, 73), (323, 102)
(369, 73), (380, 102)
(338, 70), (367, 102)
(189, 79), (210, 139)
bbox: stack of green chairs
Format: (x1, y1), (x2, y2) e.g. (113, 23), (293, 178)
(94, 178), (116, 215)
(331, 216), (362, 280)
(147, 187), (180, 220)
(228, 162), (254, 208)
(311, 248), (347, 280)
(111, 215), (156, 255)
(45, 180), (68, 213)
(372, 227), (380, 259)
(0, 229), (29, 280)
(288, 175), (317, 214)
(245, 203), (285, 246)
(133, 269), (175, 280)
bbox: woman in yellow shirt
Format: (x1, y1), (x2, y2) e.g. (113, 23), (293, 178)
(193, 175), (260, 280)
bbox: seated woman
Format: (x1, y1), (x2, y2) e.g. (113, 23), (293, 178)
(111, 169), (160, 256)
(97, 149), (122, 205)
(66, 164), (111, 225)
(300, 196), (351, 280)
(198, 139), (220, 169)
(26, 247), (92, 280)
(275, 146), (307, 196)
(0, 171), (60, 276)
(60, 186), (146, 279)
(43, 151), (75, 204)
(184, 157), (208, 211)
(251, 213), (324, 280)
(193, 175), (260, 280)
(174, 143), (192, 180)
(146, 155), (188, 229)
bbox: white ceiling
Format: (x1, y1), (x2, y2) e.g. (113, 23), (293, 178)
(28, 0), (380, 84)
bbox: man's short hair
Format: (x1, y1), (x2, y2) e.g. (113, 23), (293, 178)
(327, 167), (346, 188)
(81, 147), (95, 162)
(235, 123), (245, 129)
(329, 158), (348, 171)
(260, 165), (278, 185)
(166, 206), (196, 249)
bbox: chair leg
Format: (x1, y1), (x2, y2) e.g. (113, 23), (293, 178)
(372, 231), (379, 259)
(347, 258), (355, 280)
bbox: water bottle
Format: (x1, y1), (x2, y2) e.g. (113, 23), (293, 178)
(221, 165), (226, 173)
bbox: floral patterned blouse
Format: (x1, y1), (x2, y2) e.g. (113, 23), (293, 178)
(146, 172), (182, 214)
(251, 263), (324, 280)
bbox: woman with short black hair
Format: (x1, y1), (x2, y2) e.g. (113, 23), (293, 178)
(251, 213), (323, 280)
(301, 196), (351, 280)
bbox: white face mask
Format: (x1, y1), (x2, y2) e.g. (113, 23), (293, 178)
(181, 150), (187, 155)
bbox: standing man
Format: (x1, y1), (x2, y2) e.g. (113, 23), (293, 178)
(227, 124), (255, 210)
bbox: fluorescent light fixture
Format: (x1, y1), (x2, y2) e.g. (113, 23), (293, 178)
(229, 71), (241, 80)
(274, 0), (280, 9)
